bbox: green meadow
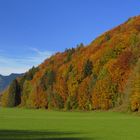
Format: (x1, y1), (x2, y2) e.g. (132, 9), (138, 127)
(0, 108), (140, 140)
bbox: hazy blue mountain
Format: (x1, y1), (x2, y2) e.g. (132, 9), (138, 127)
(0, 73), (23, 94)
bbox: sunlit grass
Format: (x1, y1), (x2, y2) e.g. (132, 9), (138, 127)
(0, 108), (140, 140)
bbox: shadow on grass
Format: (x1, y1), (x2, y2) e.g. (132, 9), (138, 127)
(0, 130), (91, 140)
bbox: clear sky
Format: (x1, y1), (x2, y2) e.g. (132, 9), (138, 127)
(0, 0), (140, 75)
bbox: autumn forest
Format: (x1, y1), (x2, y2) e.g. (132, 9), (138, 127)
(1, 16), (140, 112)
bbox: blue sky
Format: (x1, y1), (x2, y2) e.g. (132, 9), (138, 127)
(0, 0), (140, 75)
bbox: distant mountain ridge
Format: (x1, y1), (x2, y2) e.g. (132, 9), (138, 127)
(0, 73), (23, 93)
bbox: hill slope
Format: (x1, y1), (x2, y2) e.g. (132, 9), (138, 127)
(0, 73), (23, 94)
(1, 16), (140, 111)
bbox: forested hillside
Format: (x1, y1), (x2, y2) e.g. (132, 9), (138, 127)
(1, 16), (140, 112)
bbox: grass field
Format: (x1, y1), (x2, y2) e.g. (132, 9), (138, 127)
(0, 108), (140, 140)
